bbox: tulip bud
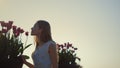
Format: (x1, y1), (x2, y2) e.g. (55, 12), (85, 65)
(25, 32), (29, 36)
(74, 48), (78, 50)
(20, 29), (24, 33)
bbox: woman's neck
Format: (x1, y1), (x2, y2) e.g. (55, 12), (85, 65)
(37, 41), (44, 46)
(35, 35), (43, 46)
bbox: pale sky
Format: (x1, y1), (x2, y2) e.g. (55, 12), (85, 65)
(0, 0), (120, 68)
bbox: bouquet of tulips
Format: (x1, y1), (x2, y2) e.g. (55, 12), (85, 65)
(57, 42), (82, 68)
(0, 21), (32, 67)
(57, 42), (80, 64)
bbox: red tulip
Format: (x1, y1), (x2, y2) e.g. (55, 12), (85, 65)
(2, 28), (8, 33)
(13, 29), (17, 34)
(61, 44), (64, 49)
(17, 27), (21, 32)
(7, 21), (13, 30)
(12, 25), (17, 30)
(64, 43), (66, 47)
(15, 31), (20, 37)
(9, 21), (13, 25)
(69, 44), (72, 47)
(58, 48), (61, 50)
(57, 44), (61, 48)
(67, 45), (69, 49)
(67, 42), (72, 49)
(0, 21), (7, 27)
(20, 29), (24, 33)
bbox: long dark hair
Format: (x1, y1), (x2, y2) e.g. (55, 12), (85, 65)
(34, 20), (53, 45)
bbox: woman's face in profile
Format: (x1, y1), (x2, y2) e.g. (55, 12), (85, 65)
(31, 23), (42, 35)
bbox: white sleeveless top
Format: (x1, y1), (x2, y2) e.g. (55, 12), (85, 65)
(32, 40), (56, 68)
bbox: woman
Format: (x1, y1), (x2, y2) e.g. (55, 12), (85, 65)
(22, 20), (58, 68)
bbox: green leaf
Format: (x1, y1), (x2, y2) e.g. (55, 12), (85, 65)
(23, 44), (32, 51)
(18, 45), (24, 55)
(76, 57), (81, 61)
(23, 55), (30, 59)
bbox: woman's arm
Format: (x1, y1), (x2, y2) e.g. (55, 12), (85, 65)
(22, 56), (34, 68)
(49, 44), (58, 68)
